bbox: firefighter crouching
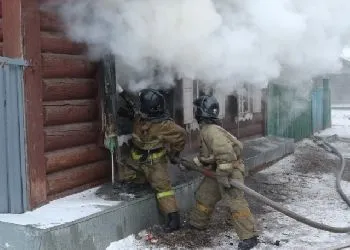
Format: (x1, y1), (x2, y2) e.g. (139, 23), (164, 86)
(181, 95), (259, 250)
(119, 88), (186, 233)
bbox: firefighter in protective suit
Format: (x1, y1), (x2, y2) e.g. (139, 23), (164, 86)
(181, 95), (258, 250)
(120, 88), (186, 233)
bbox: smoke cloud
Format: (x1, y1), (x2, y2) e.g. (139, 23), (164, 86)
(45, 0), (350, 92)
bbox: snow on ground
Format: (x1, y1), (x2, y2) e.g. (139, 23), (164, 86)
(107, 108), (350, 250)
(0, 187), (121, 229)
(107, 152), (350, 250)
(318, 108), (350, 138)
(245, 155), (350, 250)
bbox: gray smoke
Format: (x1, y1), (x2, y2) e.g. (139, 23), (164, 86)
(45, 0), (350, 92)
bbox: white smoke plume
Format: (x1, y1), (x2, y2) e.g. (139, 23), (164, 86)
(44, 0), (350, 93)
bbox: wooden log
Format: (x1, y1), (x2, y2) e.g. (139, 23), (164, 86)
(43, 99), (98, 126)
(47, 160), (110, 195)
(40, 10), (62, 32)
(44, 122), (99, 152)
(41, 31), (86, 55)
(46, 144), (108, 174)
(47, 178), (107, 201)
(42, 53), (97, 79)
(0, 19), (3, 41)
(43, 78), (97, 101)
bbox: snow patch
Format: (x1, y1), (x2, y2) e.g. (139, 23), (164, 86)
(318, 109), (350, 138)
(106, 235), (139, 250)
(250, 159), (350, 250)
(106, 137), (350, 249)
(0, 187), (121, 229)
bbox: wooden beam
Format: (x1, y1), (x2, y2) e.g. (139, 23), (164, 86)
(42, 53), (97, 79)
(0, 19), (3, 41)
(43, 99), (98, 126)
(43, 78), (97, 101)
(2, 0), (22, 57)
(44, 122), (99, 152)
(3, 0), (47, 209)
(41, 31), (86, 55)
(47, 160), (110, 195)
(40, 10), (63, 33)
(45, 144), (108, 174)
(47, 178), (107, 201)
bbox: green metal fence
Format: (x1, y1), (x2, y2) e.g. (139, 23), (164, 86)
(266, 83), (313, 141)
(266, 80), (332, 141)
(322, 79), (332, 129)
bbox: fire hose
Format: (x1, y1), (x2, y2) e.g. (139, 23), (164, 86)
(178, 135), (350, 234)
(312, 135), (350, 208)
(180, 163), (350, 233)
(117, 135), (350, 235)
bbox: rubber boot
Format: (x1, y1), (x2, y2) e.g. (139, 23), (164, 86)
(164, 212), (180, 233)
(238, 236), (258, 250)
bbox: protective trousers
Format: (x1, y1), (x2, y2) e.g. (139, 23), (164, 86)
(189, 168), (257, 240)
(124, 157), (178, 214)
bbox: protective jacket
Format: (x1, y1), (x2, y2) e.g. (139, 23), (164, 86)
(126, 115), (186, 214)
(189, 123), (258, 240)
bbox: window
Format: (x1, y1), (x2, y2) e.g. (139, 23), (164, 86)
(183, 79), (226, 125)
(237, 83), (263, 121)
(214, 89), (226, 119)
(238, 83), (252, 115)
(182, 78), (194, 124)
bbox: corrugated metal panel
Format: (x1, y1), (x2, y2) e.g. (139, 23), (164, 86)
(312, 86), (324, 132)
(266, 83), (313, 141)
(322, 78), (332, 129)
(0, 57), (28, 213)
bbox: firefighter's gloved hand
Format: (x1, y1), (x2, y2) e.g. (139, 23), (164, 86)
(216, 170), (231, 188)
(178, 164), (187, 172)
(168, 151), (181, 164)
(216, 163), (233, 188)
(180, 158), (195, 171)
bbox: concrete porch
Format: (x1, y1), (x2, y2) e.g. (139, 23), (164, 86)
(0, 136), (294, 250)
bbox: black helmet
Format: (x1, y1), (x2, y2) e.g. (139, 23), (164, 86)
(193, 95), (220, 121)
(139, 88), (166, 118)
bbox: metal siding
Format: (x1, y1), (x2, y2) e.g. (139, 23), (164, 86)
(311, 87), (324, 132)
(322, 79), (332, 129)
(0, 57), (28, 213)
(266, 83), (313, 141)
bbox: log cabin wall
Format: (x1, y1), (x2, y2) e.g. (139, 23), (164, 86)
(40, 10), (109, 200)
(1, 0), (265, 207)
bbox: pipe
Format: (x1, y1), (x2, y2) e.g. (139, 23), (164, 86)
(181, 160), (350, 234)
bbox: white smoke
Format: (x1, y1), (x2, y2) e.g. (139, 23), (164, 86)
(45, 0), (350, 92)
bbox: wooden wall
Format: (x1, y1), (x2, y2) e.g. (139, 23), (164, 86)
(39, 10), (109, 200)
(0, 0), (264, 207)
